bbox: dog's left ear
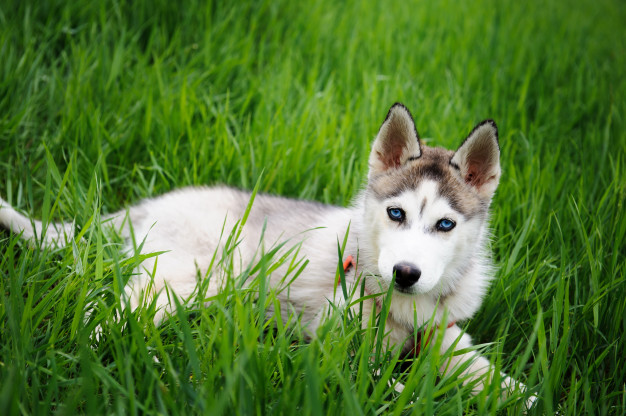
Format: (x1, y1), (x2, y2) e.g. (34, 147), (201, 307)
(368, 103), (422, 178)
(451, 120), (501, 198)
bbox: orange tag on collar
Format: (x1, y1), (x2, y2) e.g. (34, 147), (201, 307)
(335, 255), (355, 289)
(343, 255), (355, 272)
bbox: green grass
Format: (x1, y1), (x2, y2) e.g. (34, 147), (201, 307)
(1, 0), (625, 414)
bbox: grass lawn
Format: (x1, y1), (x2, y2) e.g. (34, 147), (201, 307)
(1, 0), (625, 414)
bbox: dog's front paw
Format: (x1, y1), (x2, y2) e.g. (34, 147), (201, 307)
(523, 392), (538, 412)
(501, 376), (537, 412)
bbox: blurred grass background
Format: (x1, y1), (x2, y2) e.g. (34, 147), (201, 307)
(0, 0), (624, 414)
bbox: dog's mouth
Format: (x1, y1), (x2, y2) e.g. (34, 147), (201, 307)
(393, 284), (415, 295)
(367, 273), (436, 296)
(366, 277), (418, 296)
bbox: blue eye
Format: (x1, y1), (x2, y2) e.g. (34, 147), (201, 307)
(387, 207), (405, 222)
(436, 218), (456, 232)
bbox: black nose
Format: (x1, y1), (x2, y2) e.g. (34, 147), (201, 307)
(393, 262), (421, 288)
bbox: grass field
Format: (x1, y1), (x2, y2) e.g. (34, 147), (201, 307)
(1, 0), (625, 414)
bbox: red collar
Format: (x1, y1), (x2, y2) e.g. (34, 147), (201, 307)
(409, 321), (456, 356)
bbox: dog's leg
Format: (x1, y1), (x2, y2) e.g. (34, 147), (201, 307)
(122, 273), (184, 327)
(438, 324), (537, 409)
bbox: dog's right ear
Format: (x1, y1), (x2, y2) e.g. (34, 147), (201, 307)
(368, 103), (421, 178)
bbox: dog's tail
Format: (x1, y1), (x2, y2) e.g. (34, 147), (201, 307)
(0, 197), (74, 248)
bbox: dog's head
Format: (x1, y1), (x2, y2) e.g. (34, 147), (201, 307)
(363, 103), (500, 297)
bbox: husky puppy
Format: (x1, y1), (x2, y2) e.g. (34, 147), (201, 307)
(0, 103), (532, 402)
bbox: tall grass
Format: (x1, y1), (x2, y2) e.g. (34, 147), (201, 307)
(1, 0), (624, 414)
